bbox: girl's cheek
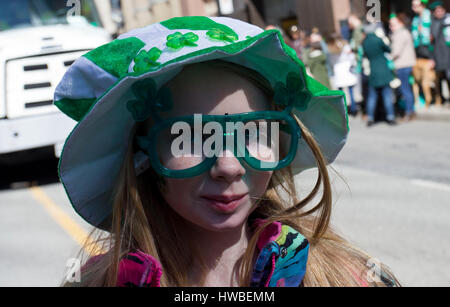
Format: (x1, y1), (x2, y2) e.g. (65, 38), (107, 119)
(161, 178), (199, 209)
(245, 170), (273, 197)
(160, 156), (203, 171)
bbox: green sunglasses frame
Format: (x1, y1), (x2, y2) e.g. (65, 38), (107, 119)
(136, 104), (301, 179)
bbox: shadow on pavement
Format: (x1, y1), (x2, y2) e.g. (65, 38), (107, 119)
(0, 148), (60, 191)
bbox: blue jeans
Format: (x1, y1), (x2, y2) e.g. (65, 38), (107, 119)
(397, 67), (415, 115)
(339, 86), (357, 113)
(366, 85), (395, 122)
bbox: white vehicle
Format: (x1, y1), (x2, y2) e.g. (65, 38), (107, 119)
(0, 0), (111, 163)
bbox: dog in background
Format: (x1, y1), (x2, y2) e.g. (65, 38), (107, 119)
(412, 58), (443, 107)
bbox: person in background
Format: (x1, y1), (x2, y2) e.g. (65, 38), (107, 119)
(362, 25), (397, 127)
(304, 40), (332, 89)
(348, 15), (365, 54)
(390, 13), (417, 121)
(327, 34), (359, 116)
(287, 25), (306, 60)
(348, 15), (366, 116)
(348, 14), (366, 75)
(110, 0), (124, 36)
(411, 0), (435, 108)
(311, 28), (333, 78)
(341, 20), (352, 43)
(430, 1), (450, 106)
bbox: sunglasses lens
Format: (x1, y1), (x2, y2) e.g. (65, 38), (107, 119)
(240, 119), (292, 165)
(240, 119), (295, 170)
(155, 124), (206, 171)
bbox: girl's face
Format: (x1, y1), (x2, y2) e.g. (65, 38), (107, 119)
(157, 64), (273, 233)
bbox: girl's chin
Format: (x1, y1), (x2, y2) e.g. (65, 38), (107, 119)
(185, 207), (252, 233)
(195, 220), (247, 233)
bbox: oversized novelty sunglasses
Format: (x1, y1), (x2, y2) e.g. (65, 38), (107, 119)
(134, 106), (301, 179)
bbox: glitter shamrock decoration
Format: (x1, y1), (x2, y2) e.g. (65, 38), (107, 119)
(206, 28), (239, 43)
(127, 78), (173, 122)
(166, 32), (199, 50)
(133, 47), (163, 74)
(274, 72), (312, 111)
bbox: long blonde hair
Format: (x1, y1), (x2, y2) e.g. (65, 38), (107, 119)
(65, 61), (399, 287)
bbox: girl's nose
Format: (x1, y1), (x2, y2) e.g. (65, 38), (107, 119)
(209, 150), (246, 183)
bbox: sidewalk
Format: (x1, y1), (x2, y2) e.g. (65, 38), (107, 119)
(415, 104), (450, 122)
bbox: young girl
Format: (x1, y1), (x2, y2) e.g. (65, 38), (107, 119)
(55, 16), (399, 287)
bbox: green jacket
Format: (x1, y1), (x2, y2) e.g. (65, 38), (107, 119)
(351, 25), (365, 52)
(304, 49), (331, 89)
(362, 33), (394, 88)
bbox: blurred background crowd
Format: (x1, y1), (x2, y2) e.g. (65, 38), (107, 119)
(278, 0), (450, 126)
(105, 0), (450, 127)
(1, 0), (449, 136)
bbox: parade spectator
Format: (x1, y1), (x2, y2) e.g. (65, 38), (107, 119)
(304, 40), (332, 89)
(390, 13), (417, 120)
(348, 15), (366, 115)
(348, 14), (365, 54)
(311, 28), (333, 77)
(362, 25), (397, 126)
(430, 1), (450, 105)
(411, 0), (435, 108)
(348, 14), (366, 76)
(287, 25), (305, 59)
(327, 34), (359, 116)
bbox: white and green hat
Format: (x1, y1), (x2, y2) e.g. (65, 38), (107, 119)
(54, 16), (349, 229)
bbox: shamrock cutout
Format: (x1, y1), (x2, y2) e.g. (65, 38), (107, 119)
(127, 97), (151, 122)
(127, 78), (173, 122)
(274, 72), (312, 111)
(206, 28), (239, 43)
(133, 47), (162, 74)
(166, 32), (199, 50)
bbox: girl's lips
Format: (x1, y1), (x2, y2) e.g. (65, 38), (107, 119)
(201, 193), (249, 213)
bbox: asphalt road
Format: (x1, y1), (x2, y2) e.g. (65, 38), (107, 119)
(0, 116), (449, 286)
(297, 117), (450, 286)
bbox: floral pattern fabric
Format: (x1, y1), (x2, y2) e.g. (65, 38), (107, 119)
(116, 221), (310, 288)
